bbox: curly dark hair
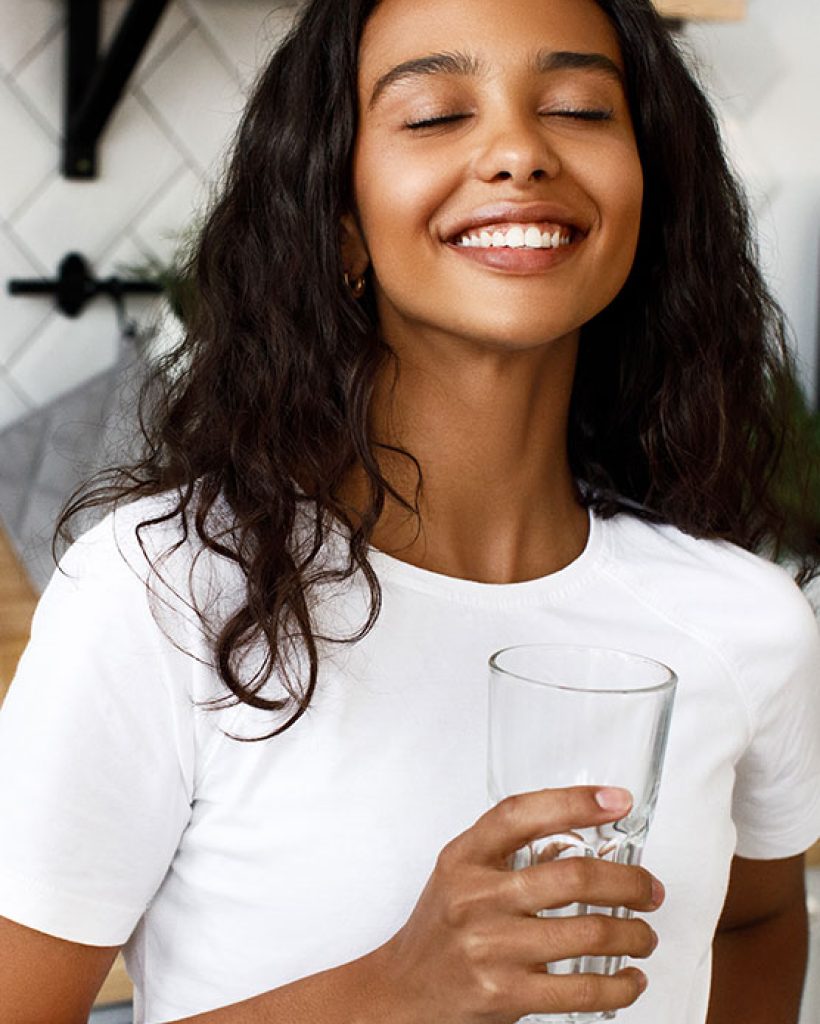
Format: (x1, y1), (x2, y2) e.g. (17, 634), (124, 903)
(58, 0), (820, 740)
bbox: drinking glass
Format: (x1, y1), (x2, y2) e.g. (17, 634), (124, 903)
(487, 644), (677, 1024)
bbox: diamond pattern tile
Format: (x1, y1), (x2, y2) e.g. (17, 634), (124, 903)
(0, 0), (61, 77)
(138, 25), (244, 173)
(186, 0), (298, 86)
(10, 31), (63, 135)
(0, 77), (56, 220)
(0, 226), (53, 365)
(0, 370), (31, 432)
(8, 304), (126, 408)
(129, 166), (208, 264)
(12, 97), (185, 264)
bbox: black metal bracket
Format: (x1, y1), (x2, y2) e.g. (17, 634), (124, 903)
(8, 253), (163, 318)
(64, 0), (170, 179)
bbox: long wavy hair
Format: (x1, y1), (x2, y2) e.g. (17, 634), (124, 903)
(59, 0), (820, 739)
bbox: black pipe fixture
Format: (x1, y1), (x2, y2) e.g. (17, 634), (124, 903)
(64, 0), (170, 179)
(8, 253), (163, 319)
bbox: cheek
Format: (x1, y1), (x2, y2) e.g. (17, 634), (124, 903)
(575, 141), (644, 286)
(600, 147), (644, 245)
(353, 142), (451, 263)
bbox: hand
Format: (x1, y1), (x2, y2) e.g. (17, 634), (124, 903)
(371, 786), (663, 1024)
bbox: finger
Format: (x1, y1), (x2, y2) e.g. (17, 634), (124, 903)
(504, 857), (663, 914)
(515, 966), (647, 1017)
(507, 913), (658, 965)
(455, 787), (633, 865)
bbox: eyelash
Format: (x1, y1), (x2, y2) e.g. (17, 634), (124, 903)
(404, 108), (614, 130)
(551, 108), (614, 122)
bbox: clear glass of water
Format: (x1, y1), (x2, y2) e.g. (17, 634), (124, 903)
(487, 644), (677, 1024)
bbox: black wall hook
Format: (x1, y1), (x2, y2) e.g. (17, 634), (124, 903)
(65, 0), (170, 178)
(8, 252), (163, 318)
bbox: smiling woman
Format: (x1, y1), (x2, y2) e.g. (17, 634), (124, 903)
(344, 0), (642, 373)
(0, 2), (818, 1024)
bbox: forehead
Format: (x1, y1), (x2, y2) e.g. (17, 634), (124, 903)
(359, 0), (624, 80)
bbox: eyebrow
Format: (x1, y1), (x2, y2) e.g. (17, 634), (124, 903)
(368, 48), (624, 110)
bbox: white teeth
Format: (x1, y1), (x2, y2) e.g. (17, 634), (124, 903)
(456, 225), (573, 249)
(524, 227), (543, 248)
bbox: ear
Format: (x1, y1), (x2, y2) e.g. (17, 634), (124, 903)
(340, 212), (370, 277)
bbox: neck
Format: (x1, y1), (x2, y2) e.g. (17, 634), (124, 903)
(340, 329), (588, 584)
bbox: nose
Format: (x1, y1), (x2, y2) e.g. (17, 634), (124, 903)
(474, 114), (561, 185)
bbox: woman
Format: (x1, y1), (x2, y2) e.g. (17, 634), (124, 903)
(0, 0), (818, 1022)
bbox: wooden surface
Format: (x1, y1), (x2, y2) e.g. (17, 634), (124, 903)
(0, 526), (134, 1006)
(654, 0), (746, 19)
(0, 526), (37, 706)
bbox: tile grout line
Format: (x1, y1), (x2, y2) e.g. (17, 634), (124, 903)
(181, 0), (246, 89)
(131, 85), (207, 179)
(133, 5), (198, 88)
(7, 12), (65, 81)
(2, 68), (61, 145)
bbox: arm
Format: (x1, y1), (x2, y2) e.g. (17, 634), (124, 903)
(707, 853), (809, 1024)
(0, 916), (120, 1024)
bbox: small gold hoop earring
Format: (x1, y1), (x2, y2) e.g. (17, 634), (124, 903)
(344, 271), (367, 300)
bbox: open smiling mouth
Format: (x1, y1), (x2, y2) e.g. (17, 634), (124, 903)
(444, 221), (583, 273)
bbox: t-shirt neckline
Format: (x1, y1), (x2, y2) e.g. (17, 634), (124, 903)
(364, 506), (604, 607)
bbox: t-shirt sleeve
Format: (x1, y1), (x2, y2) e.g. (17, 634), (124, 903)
(731, 578), (820, 860)
(0, 524), (196, 946)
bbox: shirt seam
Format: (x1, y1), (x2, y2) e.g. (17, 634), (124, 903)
(596, 552), (756, 749)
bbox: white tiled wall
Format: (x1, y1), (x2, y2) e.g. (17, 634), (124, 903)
(0, 0), (298, 431)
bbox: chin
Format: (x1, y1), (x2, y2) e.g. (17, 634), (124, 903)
(455, 318), (583, 353)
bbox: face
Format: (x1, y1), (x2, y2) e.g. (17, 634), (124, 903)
(343, 0), (643, 356)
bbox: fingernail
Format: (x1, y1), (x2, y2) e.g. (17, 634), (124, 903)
(651, 878), (666, 907)
(636, 972), (648, 993)
(594, 787), (632, 813)
(649, 928), (659, 952)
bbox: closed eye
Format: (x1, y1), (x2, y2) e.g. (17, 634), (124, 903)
(404, 113), (471, 130)
(546, 108), (614, 122)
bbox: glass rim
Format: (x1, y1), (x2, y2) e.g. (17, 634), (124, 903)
(488, 643), (677, 696)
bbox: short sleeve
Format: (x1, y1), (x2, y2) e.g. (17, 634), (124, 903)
(0, 522), (196, 946)
(731, 583), (820, 860)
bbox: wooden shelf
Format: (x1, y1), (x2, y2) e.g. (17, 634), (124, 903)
(654, 0), (746, 19)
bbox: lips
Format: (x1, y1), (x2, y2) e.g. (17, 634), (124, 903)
(442, 201), (588, 245)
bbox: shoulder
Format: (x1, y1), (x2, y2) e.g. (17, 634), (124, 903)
(38, 494), (246, 672)
(598, 512), (819, 701)
(56, 492), (244, 604)
(57, 493), (184, 587)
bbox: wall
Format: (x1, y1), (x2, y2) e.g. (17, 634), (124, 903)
(0, 0), (297, 432)
(683, 0), (820, 401)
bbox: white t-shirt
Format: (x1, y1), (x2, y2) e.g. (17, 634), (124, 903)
(0, 497), (818, 1024)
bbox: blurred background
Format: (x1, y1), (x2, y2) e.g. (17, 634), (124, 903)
(0, 1), (817, 1021)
